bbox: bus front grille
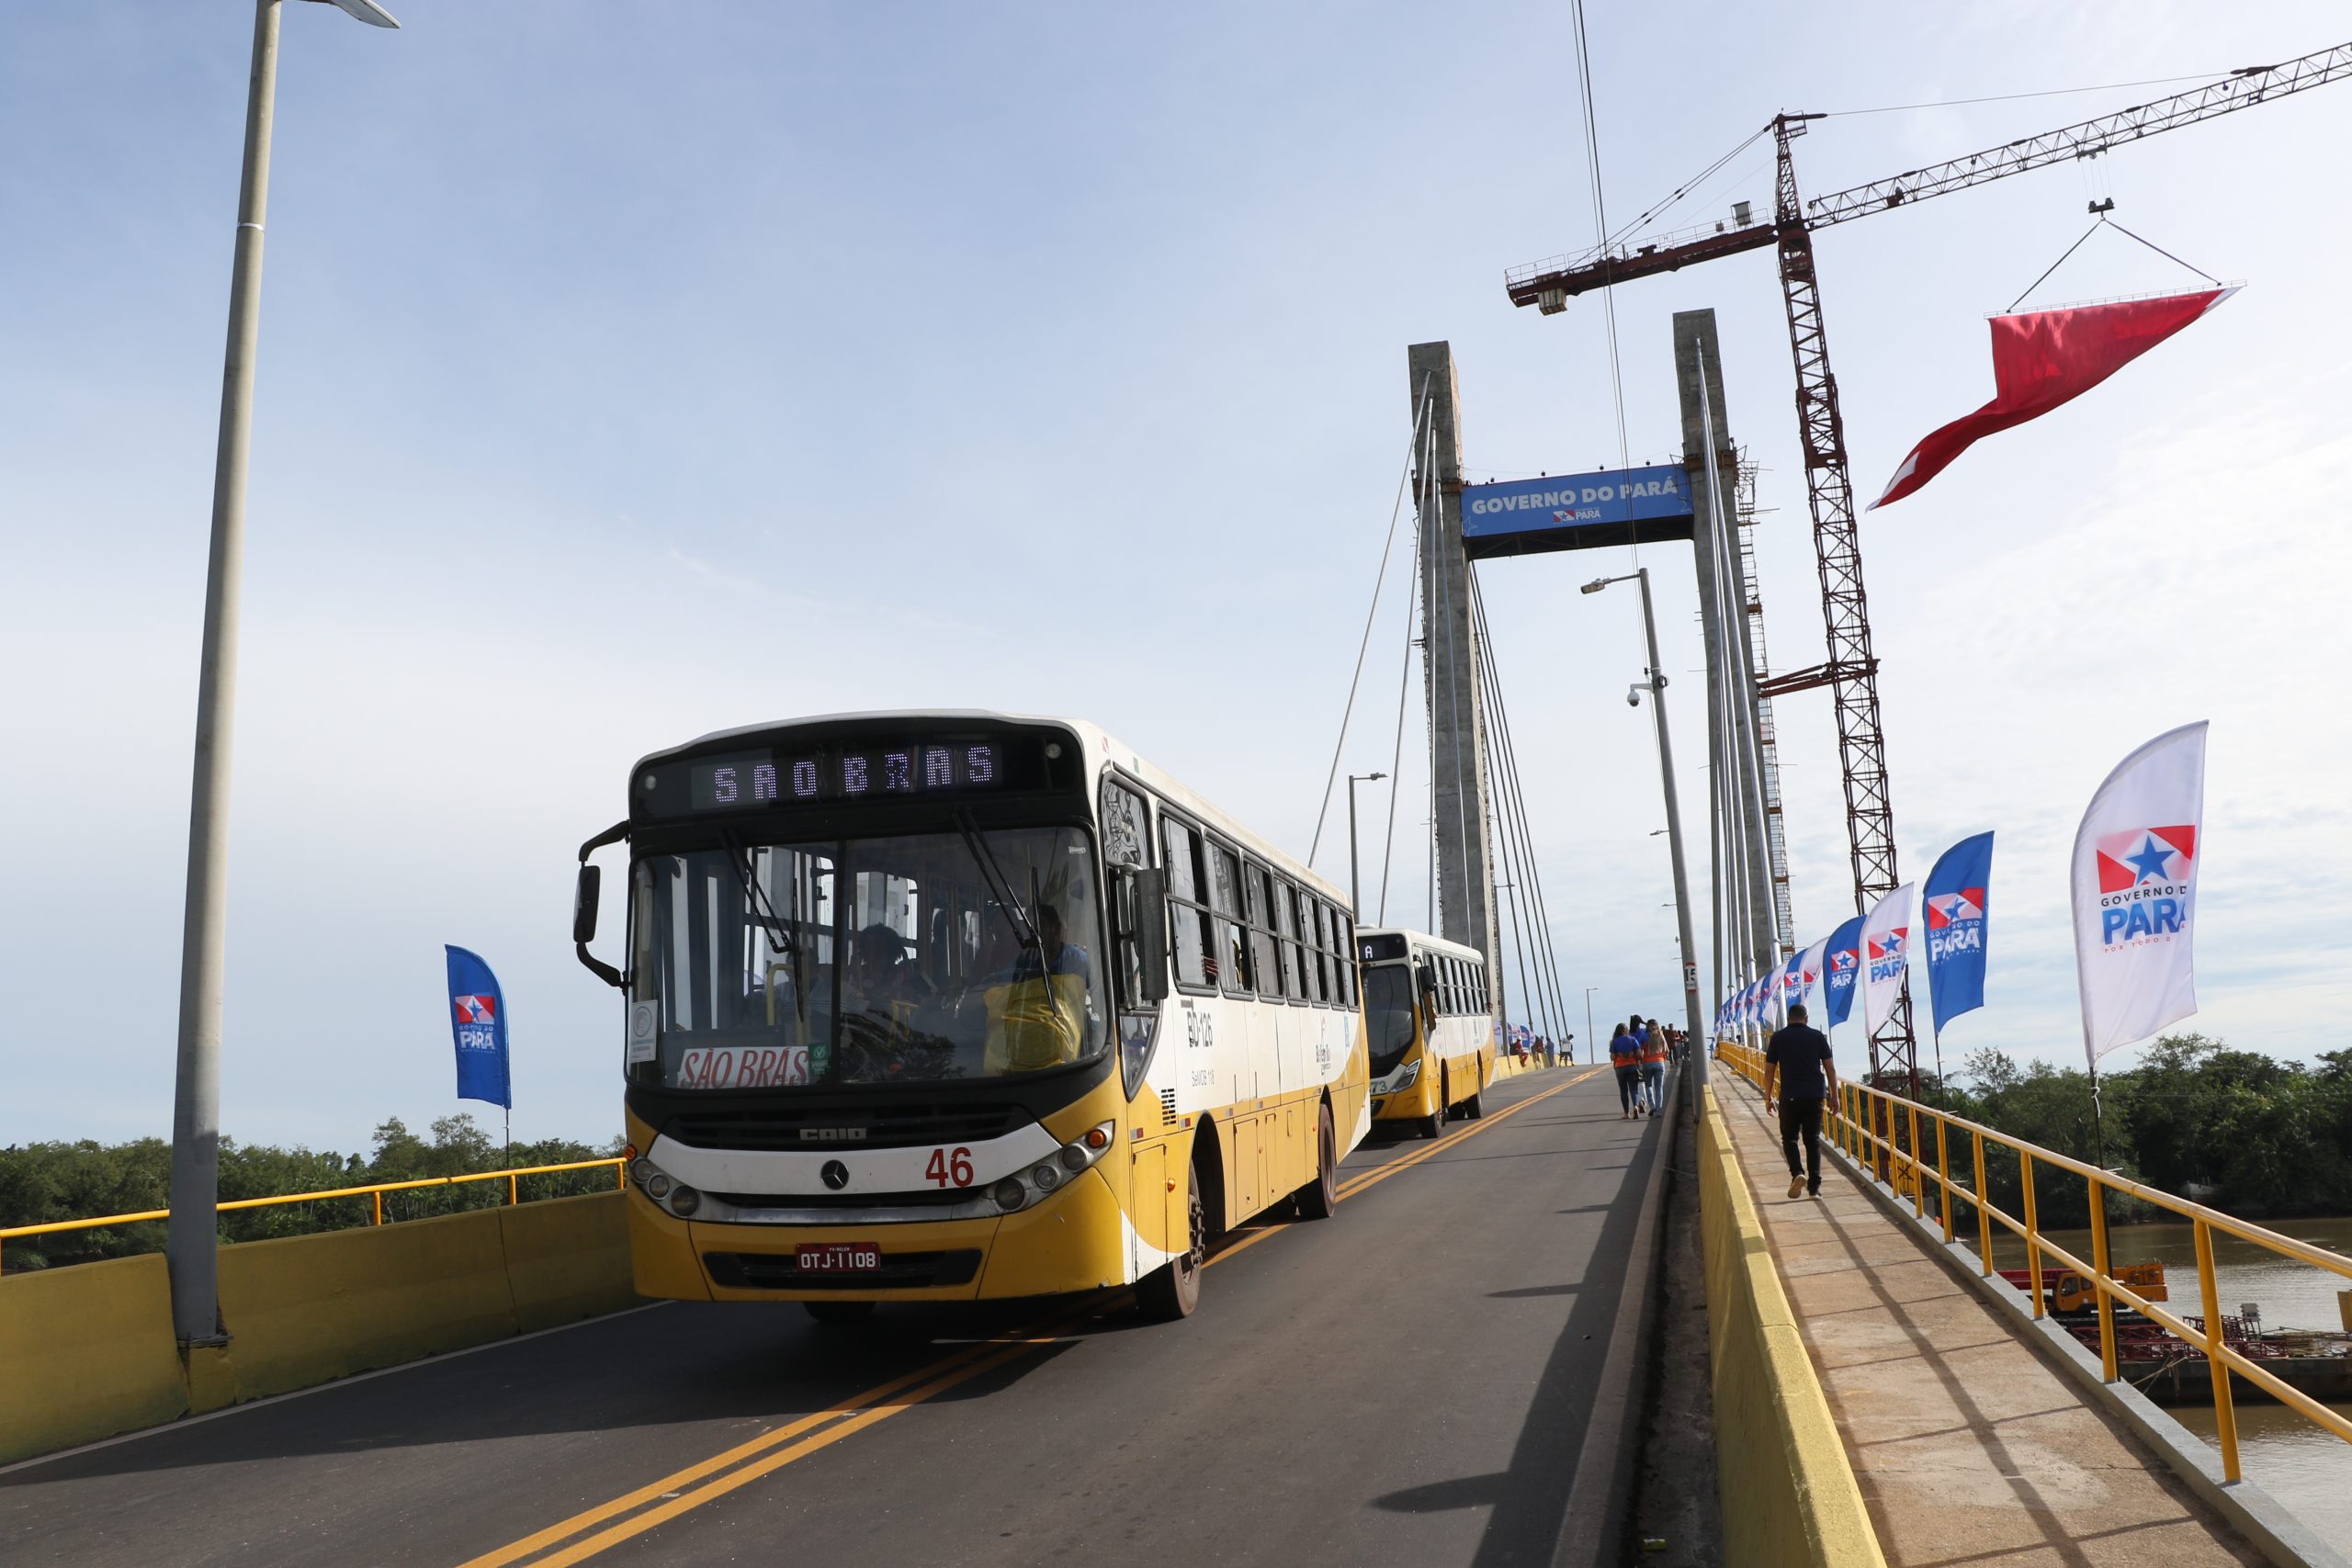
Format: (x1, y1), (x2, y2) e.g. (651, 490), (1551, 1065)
(703, 1249), (985, 1292)
(669, 1103), (1025, 1151)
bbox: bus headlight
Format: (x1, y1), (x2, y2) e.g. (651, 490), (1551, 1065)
(629, 1157), (658, 1187)
(646, 1172), (673, 1200)
(1392, 1060), (1421, 1091)
(668, 1185), (700, 1218)
(992, 1122), (1116, 1213)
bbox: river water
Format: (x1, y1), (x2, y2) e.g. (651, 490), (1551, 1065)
(1990, 1215), (2352, 1549)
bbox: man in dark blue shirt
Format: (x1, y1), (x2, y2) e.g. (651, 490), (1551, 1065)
(1763, 1004), (1839, 1201)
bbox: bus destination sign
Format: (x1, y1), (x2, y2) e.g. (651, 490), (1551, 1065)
(639, 733), (1049, 819)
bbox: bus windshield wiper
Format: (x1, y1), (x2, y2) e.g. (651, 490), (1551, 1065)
(952, 812), (1076, 1039)
(717, 826), (798, 962)
(953, 811), (1041, 953)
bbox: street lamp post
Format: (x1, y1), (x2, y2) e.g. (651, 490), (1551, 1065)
(166, 0), (400, 1348)
(1583, 568), (1707, 1093)
(1583, 985), (1597, 1066)
(1346, 772), (1387, 915)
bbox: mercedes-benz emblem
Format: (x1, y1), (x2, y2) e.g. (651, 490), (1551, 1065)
(820, 1159), (850, 1190)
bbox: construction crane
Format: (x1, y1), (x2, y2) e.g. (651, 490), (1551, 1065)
(1507, 42), (2352, 1098)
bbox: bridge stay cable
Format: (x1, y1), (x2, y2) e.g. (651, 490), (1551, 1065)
(1469, 568), (1574, 1047)
(1307, 379), (1432, 867)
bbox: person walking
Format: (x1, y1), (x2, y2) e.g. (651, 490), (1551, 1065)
(1609, 1021), (1643, 1119)
(1762, 1003), (1839, 1200)
(1639, 1021), (1668, 1117)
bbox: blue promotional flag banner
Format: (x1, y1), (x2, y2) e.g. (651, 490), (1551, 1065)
(445, 945), (512, 1111)
(1924, 831), (1996, 1036)
(1777, 949), (1804, 1028)
(1823, 915), (1866, 1032)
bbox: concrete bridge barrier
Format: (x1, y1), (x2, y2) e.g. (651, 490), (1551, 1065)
(0, 1191), (635, 1464)
(1698, 1087), (1887, 1568)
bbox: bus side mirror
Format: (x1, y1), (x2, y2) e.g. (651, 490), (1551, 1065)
(572, 821), (629, 990)
(1130, 867), (1170, 1006)
(572, 864), (601, 945)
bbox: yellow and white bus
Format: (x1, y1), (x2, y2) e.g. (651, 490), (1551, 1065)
(571, 712), (1370, 1322)
(1357, 929), (1497, 1138)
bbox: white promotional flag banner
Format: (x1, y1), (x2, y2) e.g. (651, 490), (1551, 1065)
(1797, 936), (1830, 1022)
(2072, 721), (2208, 1063)
(1860, 883), (1917, 1035)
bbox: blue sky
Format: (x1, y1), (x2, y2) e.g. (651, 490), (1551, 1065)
(6, 3), (2347, 1150)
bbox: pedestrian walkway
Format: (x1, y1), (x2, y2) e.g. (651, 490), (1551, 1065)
(1713, 1074), (2265, 1568)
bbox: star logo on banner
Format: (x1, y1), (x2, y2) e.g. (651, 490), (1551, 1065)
(2123, 834), (2176, 884)
(1927, 888), (1986, 929)
(454, 994), (496, 1024)
(2096, 826), (2198, 894)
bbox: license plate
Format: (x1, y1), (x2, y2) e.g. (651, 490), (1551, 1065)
(796, 1241), (881, 1274)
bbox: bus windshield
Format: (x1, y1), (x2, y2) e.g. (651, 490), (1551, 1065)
(1362, 964), (1419, 1077)
(635, 824), (1105, 1089)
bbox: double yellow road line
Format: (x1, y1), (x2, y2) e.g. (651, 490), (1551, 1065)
(459, 1066), (1604, 1568)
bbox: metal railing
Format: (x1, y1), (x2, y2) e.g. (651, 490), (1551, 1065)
(1714, 1041), (2352, 1482)
(0, 1157), (627, 1277)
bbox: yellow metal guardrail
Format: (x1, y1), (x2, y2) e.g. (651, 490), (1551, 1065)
(1715, 1040), (2352, 1483)
(0, 1158), (627, 1277)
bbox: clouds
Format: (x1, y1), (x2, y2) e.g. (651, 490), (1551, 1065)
(3, 2), (2346, 1146)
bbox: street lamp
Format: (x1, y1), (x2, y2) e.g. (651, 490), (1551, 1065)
(1583, 986), (1597, 1065)
(1583, 568), (1707, 1094)
(166, 0), (401, 1349)
(1346, 772), (1387, 915)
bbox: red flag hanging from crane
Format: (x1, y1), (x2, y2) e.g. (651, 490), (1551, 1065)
(1870, 287), (2238, 509)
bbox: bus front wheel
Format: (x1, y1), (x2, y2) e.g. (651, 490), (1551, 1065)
(1294, 1101), (1339, 1221)
(1419, 1070), (1449, 1140)
(1137, 1170), (1204, 1321)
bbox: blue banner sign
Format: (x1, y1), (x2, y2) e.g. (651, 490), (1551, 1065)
(1459, 464), (1694, 559)
(1924, 831), (1996, 1036)
(446, 945), (512, 1111)
(1823, 915), (1866, 1032)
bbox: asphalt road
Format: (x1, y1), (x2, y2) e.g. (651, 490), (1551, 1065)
(3, 1064), (1675, 1568)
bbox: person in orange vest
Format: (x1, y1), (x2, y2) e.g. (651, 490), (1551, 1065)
(1610, 1021), (1644, 1119)
(1639, 1019), (1668, 1113)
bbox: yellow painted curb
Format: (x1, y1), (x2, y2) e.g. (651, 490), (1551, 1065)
(1699, 1087), (1887, 1568)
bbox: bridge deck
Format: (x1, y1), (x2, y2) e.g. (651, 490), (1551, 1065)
(1714, 1074), (2264, 1568)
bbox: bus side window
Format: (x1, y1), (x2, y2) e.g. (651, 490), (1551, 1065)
(1243, 864), (1281, 999)
(1161, 817), (1216, 989)
(1307, 897), (1331, 1004)
(1102, 777), (1153, 1007)
(1276, 881), (1307, 1001)
(1335, 911), (1355, 1008)
(1209, 841), (1252, 994)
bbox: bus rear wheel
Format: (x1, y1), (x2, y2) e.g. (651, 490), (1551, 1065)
(1419, 1070), (1449, 1140)
(1294, 1101), (1339, 1221)
(1462, 1083), (1486, 1120)
(1137, 1170), (1204, 1321)
(803, 1299), (876, 1325)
